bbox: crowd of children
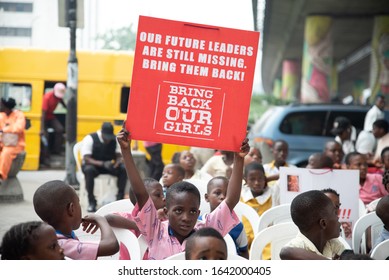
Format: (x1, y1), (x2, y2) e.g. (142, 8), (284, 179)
(1, 116), (389, 260)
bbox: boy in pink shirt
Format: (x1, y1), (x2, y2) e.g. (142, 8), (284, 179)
(117, 126), (249, 260)
(345, 152), (389, 205)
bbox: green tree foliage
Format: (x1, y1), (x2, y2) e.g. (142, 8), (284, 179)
(96, 25), (137, 50)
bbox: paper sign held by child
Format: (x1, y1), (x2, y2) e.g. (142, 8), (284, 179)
(126, 16), (259, 152)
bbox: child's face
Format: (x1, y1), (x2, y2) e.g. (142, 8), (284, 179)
(26, 223), (65, 260)
(187, 236), (227, 260)
(325, 142), (343, 164)
(179, 151), (196, 171)
(146, 182), (165, 210)
(322, 201), (341, 240)
(70, 189), (83, 229)
(162, 165), (182, 187)
(347, 155), (368, 180)
(165, 192), (200, 243)
(244, 147), (262, 166)
(382, 151), (389, 170)
(272, 142), (288, 165)
(205, 179), (227, 212)
(245, 169), (267, 197)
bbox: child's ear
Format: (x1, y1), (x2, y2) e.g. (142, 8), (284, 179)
(163, 207), (168, 215)
(204, 193), (209, 202)
(319, 218), (327, 229)
(67, 202), (74, 216)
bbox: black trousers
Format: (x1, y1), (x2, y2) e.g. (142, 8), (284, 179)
(82, 163), (127, 205)
(145, 143), (164, 181)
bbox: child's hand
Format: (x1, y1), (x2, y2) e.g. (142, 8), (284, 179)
(81, 214), (102, 235)
(117, 122), (131, 151)
(237, 137), (250, 158)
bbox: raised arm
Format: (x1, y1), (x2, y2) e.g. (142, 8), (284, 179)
(224, 138), (250, 210)
(116, 126), (149, 209)
(105, 214), (139, 232)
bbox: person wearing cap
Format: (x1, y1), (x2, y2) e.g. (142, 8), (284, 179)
(80, 122), (127, 212)
(331, 116), (355, 156)
(40, 83), (67, 165)
(0, 97), (26, 183)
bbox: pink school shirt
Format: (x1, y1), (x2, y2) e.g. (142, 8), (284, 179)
(132, 197), (239, 260)
(360, 173), (389, 205)
(56, 232), (99, 260)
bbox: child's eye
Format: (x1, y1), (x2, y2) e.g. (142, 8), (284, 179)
(190, 209), (198, 214)
(174, 209), (182, 214)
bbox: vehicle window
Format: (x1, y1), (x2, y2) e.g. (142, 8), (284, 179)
(250, 107), (276, 136)
(325, 110), (366, 137)
(0, 82), (32, 112)
(280, 111), (326, 136)
(120, 86), (130, 113)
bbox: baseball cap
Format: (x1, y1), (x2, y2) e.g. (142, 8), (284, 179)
(331, 116), (351, 135)
(54, 83), (66, 99)
(101, 122), (115, 141)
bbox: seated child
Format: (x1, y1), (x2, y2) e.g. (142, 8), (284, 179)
(345, 152), (389, 206)
(280, 190), (345, 260)
(240, 162), (279, 253)
(244, 146), (262, 166)
(321, 188), (341, 211)
(0, 221), (65, 260)
(306, 153), (334, 169)
(105, 177), (166, 259)
(160, 163), (185, 195)
(373, 195), (389, 249)
(33, 180), (119, 260)
(178, 150), (212, 182)
(185, 227), (227, 260)
(117, 126), (249, 259)
(200, 176), (249, 259)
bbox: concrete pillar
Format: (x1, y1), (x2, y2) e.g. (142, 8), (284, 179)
(281, 60), (299, 101)
(369, 16), (389, 101)
(301, 16), (333, 103)
(272, 78), (282, 99)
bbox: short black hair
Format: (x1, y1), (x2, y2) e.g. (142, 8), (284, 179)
(376, 195), (389, 225)
(165, 181), (200, 208)
(344, 151), (362, 165)
(382, 170), (389, 186)
(373, 119), (389, 134)
(244, 162), (265, 177)
(0, 221), (43, 260)
(171, 152), (181, 164)
(207, 176), (228, 193)
(381, 147), (389, 160)
(185, 227), (227, 259)
(290, 190), (333, 232)
(321, 188), (340, 198)
(33, 180), (76, 227)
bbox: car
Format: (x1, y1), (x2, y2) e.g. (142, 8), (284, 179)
(248, 103), (389, 167)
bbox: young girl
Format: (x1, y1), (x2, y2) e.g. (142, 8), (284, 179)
(240, 162), (279, 259)
(0, 221), (65, 260)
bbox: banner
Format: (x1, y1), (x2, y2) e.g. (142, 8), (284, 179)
(126, 16), (259, 152)
(279, 167), (360, 244)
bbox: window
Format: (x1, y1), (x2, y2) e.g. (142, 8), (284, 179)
(120, 86), (130, 113)
(0, 27), (31, 37)
(280, 111), (326, 136)
(0, 2), (33, 12)
(0, 82), (32, 112)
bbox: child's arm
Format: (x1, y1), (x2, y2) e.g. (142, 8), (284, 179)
(224, 138), (250, 210)
(279, 247), (329, 260)
(105, 214), (140, 232)
(81, 213), (119, 257)
(117, 126), (149, 209)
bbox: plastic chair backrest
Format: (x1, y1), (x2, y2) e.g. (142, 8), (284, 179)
(98, 228), (141, 260)
(249, 222), (299, 260)
(95, 199), (134, 216)
(257, 203), (292, 233)
(370, 239), (389, 260)
(352, 211), (383, 254)
(233, 202), (260, 236)
(185, 179), (210, 214)
(224, 233), (238, 255)
(73, 141), (83, 179)
(359, 198), (367, 217)
(337, 236), (351, 250)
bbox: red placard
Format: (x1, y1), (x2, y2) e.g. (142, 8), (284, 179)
(127, 16), (259, 152)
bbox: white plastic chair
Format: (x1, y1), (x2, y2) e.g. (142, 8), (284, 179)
(359, 198), (367, 217)
(98, 228), (141, 260)
(95, 199), (134, 216)
(73, 141), (118, 208)
(352, 211), (383, 254)
(233, 202), (260, 237)
(249, 222), (299, 260)
(257, 203), (292, 233)
(224, 233), (238, 255)
(185, 179), (210, 214)
(337, 236), (351, 250)
(370, 239), (389, 260)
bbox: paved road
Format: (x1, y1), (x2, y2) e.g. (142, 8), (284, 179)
(0, 170), (88, 241)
